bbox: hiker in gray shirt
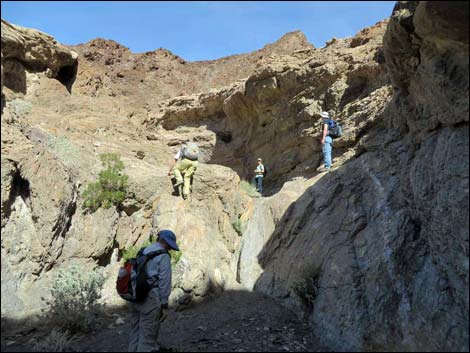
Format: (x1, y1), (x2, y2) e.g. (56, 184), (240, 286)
(254, 158), (265, 195)
(128, 230), (179, 352)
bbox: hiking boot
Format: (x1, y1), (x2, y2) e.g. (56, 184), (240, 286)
(172, 186), (181, 196)
(317, 165), (331, 173)
(182, 193), (189, 200)
(172, 180), (183, 195)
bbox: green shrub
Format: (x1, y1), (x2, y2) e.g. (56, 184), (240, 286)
(232, 219), (244, 237)
(83, 153), (129, 211)
(170, 250), (183, 266)
(45, 264), (105, 333)
(121, 236), (183, 267)
(292, 262), (321, 310)
(240, 180), (260, 198)
(121, 239), (153, 263)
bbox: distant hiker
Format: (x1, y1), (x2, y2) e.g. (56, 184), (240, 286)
(317, 111), (342, 172)
(126, 230), (179, 352)
(168, 141), (199, 199)
(254, 158), (265, 195)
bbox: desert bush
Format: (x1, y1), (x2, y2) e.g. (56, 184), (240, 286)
(292, 262), (322, 311)
(45, 264), (105, 333)
(121, 235), (183, 267)
(232, 218), (244, 237)
(83, 153), (129, 211)
(170, 250), (183, 266)
(240, 180), (260, 198)
(121, 239), (153, 263)
(33, 328), (77, 352)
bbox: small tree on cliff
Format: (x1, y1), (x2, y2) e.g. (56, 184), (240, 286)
(83, 153), (129, 211)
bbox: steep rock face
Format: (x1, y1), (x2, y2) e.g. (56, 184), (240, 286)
(1, 120), (248, 317)
(238, 1), (468, 351)
(0, 19), (250, 318)
(147, 20), (390, 189)
(1, 130), (78, 317)
(384, 1), (469, 131)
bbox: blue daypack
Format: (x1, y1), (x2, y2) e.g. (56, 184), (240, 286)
(325, 119), (342, 139)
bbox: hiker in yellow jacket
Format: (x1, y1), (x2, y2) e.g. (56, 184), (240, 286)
(168, 142), (199, 199)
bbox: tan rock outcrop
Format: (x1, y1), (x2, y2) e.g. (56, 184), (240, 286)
(146, 20), (390, 187)
(1, 19), (78, 95)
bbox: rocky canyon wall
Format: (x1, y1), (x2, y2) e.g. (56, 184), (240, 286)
(238, 2), (469, 351)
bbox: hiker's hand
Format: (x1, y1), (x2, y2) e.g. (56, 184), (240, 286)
(160, 308), (168, 322)
(168, 170), (172, 176)
(321, 138), (325, 145)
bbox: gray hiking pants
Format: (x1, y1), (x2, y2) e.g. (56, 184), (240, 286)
(128, 288), (162, 352)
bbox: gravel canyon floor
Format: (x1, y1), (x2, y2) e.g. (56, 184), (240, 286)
(2, 291), (323, 352)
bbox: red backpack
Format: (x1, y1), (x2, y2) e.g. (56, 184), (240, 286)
(116, 247), (168, 302)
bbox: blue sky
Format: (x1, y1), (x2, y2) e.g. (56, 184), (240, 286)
(1, 1), (395, 61)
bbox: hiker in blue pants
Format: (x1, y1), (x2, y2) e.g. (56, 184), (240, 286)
(318, 111), (333, 172)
